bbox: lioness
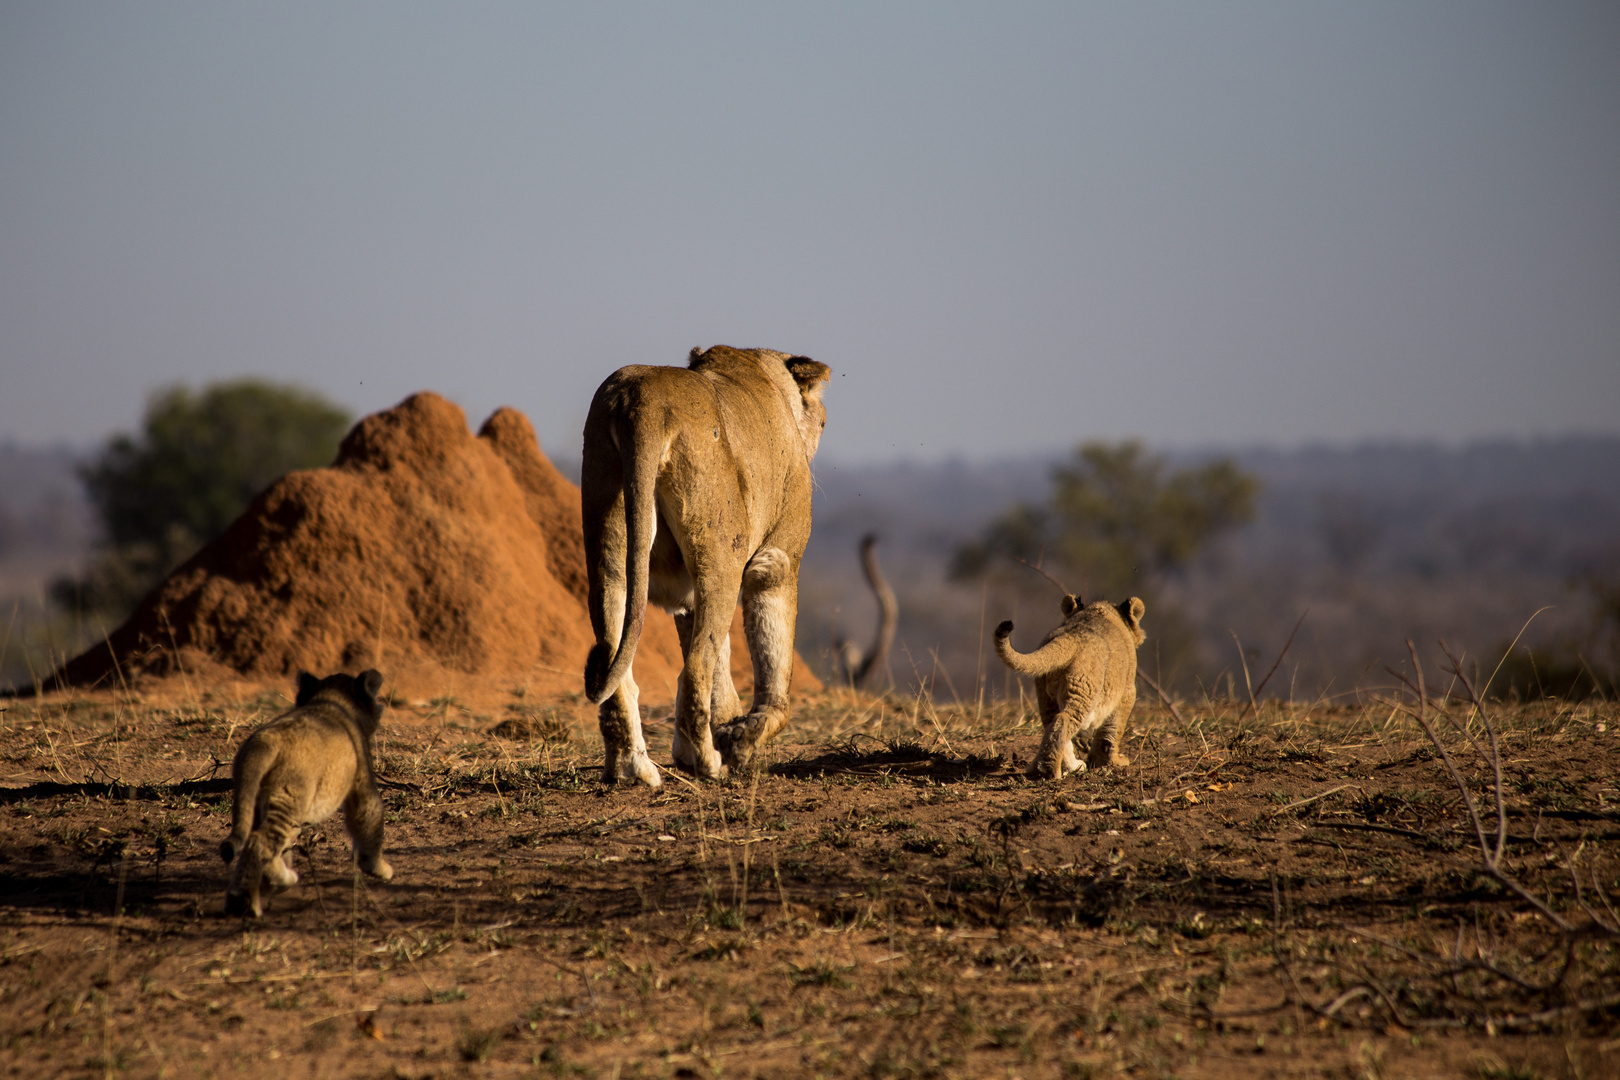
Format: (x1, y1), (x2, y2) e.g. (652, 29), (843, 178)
(583, 346), (831, 784)
(220, 669), (392, 916)
(994, 595), (1145, 780)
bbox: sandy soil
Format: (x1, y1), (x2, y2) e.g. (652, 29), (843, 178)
(1, 686), (1617, 1079)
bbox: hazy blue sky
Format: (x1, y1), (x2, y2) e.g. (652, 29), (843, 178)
(2, 2), (1616, 462)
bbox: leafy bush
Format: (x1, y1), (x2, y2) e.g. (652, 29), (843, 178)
(53, 379), (350, 619)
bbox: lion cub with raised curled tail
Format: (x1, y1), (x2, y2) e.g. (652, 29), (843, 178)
(995, 595), (1145, 781)
(220, 669), (392, 916)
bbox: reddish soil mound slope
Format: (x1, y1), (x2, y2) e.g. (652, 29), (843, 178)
(50, 392), (820, 707)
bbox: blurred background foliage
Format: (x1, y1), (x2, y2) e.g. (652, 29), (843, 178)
(947, 441), (1259, 681)
(950, 441), (1259, 596)
(49, 379), (351, 622)
(4, 398), (1618, 702)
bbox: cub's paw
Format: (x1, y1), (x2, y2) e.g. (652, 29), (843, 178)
(1086, 748), (1129, 770)
(1025, 760), (1064, 782)
(265, 859), (298, 887)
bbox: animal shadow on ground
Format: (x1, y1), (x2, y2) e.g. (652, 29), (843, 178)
(769, 735), (1011, 782)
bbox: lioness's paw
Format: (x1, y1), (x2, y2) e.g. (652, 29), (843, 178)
(671, 729), (695, 770)
(714, 727), (759, 774)
(626, 753), (663, 788)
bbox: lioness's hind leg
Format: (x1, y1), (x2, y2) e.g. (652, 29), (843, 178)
(599, 667), (661, 788)
(711, 629), (743, 724)
(671, 611), (698, 771)
(344, 785), (394, 880)
(717, 548), (795, 772)
(675, 590), (733, 780)
(687, 624), (744, 769)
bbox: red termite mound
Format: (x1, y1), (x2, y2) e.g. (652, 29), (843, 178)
(49, 392), (820, 709)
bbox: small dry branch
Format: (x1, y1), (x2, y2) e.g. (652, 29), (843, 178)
(1233, 609), (1308, 724)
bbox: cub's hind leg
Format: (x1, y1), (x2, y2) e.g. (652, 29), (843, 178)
(224, 833), (271, 917)
(264, 851), (299, 887)
(1060, 730), (1086, 776)
(1085, 686), (1135, 770)
(344, 782), (393, 881)
(1027, 682), (1085, 781)
(224, 799), (301, 917)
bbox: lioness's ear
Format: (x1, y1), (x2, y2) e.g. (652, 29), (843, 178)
(295, 670), (319, 705)
(1061, 594), (1081, 617)
(784, 356), (831, 400)
(358, 669), (384, 702)
(1122, 597), (1145, 627)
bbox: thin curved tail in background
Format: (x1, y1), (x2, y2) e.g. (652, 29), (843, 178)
(847, 534), (898, 689)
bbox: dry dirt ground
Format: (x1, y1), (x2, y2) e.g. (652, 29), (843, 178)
(1, 682), (1617, 1079)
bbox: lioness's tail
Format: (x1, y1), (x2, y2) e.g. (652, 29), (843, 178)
(994, 621), (1078, 677)
(219, 738), (275, 864)
(585, 422), (659, 706)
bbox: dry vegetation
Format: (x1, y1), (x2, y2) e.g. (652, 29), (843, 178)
(1, 674), (1617, 1079)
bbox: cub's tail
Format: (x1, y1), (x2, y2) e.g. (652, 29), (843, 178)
(219, 739), (275, 864)
(994, 620), (1079, 677)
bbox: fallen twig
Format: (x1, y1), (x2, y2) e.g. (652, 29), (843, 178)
(1308, 820), (1430, 842)
(1269, 782), (1355, 816)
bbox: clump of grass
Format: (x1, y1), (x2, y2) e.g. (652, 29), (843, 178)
(789, 960), (852, 988)
(454, 1016), (500, 1062)
(490, 708), (572, 749)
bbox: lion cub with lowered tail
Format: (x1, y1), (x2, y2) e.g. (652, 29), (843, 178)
(220, 670), (393, 916)
(995, 595), (1145, 781)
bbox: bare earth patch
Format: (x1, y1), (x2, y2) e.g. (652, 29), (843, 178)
(1, 687), (1616, 1079)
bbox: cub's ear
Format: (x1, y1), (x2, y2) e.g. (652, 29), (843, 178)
(295, 670), (320, 705)
(1121, 597), (1146, 628)
(357, 669), (385, 702)
(1060, 594), (1082, 617)
(784, 356), (831, 398)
